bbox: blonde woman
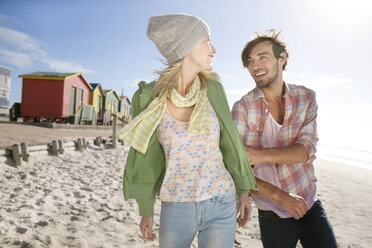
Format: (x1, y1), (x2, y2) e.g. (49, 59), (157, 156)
(120, 14), (257, 248)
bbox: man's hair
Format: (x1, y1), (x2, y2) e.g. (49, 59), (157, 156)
(241, 29), (289, 70)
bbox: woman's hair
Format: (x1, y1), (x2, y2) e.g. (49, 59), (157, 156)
(152, 58), (220, 98)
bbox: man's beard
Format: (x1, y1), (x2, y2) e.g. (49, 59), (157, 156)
(255, 63), (279, 89)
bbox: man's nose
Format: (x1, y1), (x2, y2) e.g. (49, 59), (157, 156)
(251, 59), (261, 69)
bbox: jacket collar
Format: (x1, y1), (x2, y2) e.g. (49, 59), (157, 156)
(207, 81), (232, 134)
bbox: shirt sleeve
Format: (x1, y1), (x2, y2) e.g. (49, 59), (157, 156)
(295, 91), (319, 163)
(231, 101), (248, 143)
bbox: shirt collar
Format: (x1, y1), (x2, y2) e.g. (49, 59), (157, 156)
(283, 82), (294, 98)
(253, 81), (294, 100)
(253, 87), (265, 99)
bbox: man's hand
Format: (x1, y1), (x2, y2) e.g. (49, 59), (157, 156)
(245, 146), (264, 165)
(275, 191), (309, 220)
(236, 193), (252, 228)
(139, 216), (156, 241)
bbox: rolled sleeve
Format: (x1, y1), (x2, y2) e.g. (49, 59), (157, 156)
(231, 101), (248, 142)
(295, 92), (319, 163)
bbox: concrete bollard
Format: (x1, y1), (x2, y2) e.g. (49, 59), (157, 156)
(20, 142), (29, 162)
(58, 140), (64, 154)
(51, 140), (58, 156)
(12, 144), (22, 165)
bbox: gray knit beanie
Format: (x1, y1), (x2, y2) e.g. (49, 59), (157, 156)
(147, 14), (210, 63)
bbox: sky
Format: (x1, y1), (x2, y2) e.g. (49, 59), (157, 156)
(1, 0), (372, 153)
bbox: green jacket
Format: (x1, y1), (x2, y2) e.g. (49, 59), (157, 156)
(123, 80), (257, 217)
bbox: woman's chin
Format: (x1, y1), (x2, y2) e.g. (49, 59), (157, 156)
(204, 64), (213, 71)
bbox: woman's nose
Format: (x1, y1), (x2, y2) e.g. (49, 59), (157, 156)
(211, 44), (216, 54)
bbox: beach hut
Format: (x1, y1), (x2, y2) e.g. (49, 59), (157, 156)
(103, 89), (120, 125)
(89, 83), (104, 120)
(0, 66), (11, 116)
(119, 96), (131, 123)
(19, 71), (92, 122)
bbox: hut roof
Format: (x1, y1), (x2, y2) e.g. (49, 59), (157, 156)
(19, 71), (92, 90)
(90, 83), (102, 91)
(104, 89), (120, 99)
(19, 71), (78, 79)
(120, 95), (131, 104)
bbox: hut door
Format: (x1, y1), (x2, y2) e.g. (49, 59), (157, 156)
(70, 86), (77, 115)
(78, 89), (83, 108)
(112, 101), (116, 113)
(97, 95), (101, 117)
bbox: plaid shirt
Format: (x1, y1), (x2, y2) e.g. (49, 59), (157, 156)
(232, 83), (319, 200)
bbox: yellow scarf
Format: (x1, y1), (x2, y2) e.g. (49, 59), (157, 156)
(118, 78), (210, 153)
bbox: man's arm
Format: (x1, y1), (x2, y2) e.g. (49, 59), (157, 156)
(251, 178), (308, 219)
(245, 90), (318, 166)
(294, 90), (319, 163)
(231, 94), (314, 219)
(245, 144), (308, 165)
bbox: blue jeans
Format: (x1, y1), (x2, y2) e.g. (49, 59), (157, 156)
(258, 199), (338, 248)
(159, 191), (237, 248)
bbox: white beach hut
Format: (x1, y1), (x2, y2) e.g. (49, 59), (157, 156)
(0, 66), (11, 116)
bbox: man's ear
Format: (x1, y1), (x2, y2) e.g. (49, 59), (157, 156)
(278, 52), (287, 66)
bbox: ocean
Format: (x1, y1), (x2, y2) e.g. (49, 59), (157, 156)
(317, 144), (372, 170)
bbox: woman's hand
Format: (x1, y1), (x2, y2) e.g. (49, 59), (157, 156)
(236, 193), (252, 228)
(139, 216), (156, 241)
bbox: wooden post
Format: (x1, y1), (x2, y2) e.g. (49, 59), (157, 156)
(112, 114), (118, 148)
(20, 142), (29, 162)
(94, 137), (100, 146)
(82, 138), (87, 150)
(58, 140), (64, 154)
(77, 138), (83, 151)
(51, 140), (58, 156)
(12, 144), (22, 165)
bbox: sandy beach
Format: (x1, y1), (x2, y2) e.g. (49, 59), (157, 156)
(0, 123), (372, 247)
(0, 119), (112, 149)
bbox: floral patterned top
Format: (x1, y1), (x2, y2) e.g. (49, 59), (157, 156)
(156, 101), (235, 202)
